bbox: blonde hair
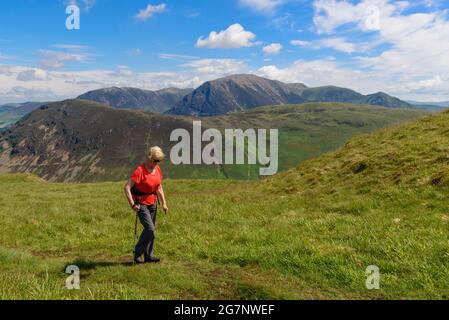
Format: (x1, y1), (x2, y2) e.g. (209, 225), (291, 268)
(148, 146), (165, 162)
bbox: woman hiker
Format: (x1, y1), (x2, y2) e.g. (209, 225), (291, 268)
(124, 146), (169, 264)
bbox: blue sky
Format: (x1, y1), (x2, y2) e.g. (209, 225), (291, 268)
(1, 0), (448, 103)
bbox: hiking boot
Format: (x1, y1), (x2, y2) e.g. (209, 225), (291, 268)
(145, 256), (161, 263)
(134, 256), (145, 265)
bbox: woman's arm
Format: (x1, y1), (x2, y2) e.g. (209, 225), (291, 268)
(124, 179), (139, 212)
(157, 184), (169, 214)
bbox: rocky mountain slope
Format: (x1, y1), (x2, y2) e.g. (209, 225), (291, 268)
(78, 87), (193, 112)
(167, 74), (415, 116)
(0, 99), (425, 182)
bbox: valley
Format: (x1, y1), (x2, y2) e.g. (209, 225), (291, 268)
(0, 100), (425, 182)
(0, 102), (46, 129)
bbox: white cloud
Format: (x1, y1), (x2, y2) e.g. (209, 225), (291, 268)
(196, 24), (257, 49)
(135, 3), (167, 21)
(114, 65), (134, 77)
(256, 59), (369, 88)
(400, 75), (443, 93)
(182, 59), (249, 77)
(292, 37), (357, 53)
(318, 38), (356, 53)
(51, 44), (89, 50)
(239, 0), (286, 14)
(17, 69), (49, 82)
(256, 55), (449, 102)
(303, 0), (449, 100)
(263, 43), (283, 55)
(36, 44), (93, 70)
(256, 58), (426, 98)
(159, 53), (200, 61)
(5, 87), (55, 101)
(0, 58), (249, 103)
(290, 40), (310, 47)
(0, 65), (13, 76)
(312, 0), (404, 34)
(417, 75), (443, 89)
(38, 50), (88, 69)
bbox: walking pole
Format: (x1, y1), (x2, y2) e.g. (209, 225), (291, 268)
(132, 197), (140, 265)
(134, 214), (138, 240)
(132, 214), (138, 265)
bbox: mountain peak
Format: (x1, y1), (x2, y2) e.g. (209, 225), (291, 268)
(77, 86), (193, 113)
(360, 92), (411, 108)
(165, 74), (413, 116)
(75, 74), (413, 117)
(167, 74), (307, 116)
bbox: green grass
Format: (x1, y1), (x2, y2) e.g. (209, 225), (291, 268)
(200, 103), (426, 179)
(0, 174), (448, 299)
(0, 108), (448, 300)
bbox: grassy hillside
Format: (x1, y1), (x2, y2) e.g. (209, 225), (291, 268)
(0, 100), (425, 182)
(0, 109), (448, 299)
(203, 103), (425, 178)
(264, 107), (449, 193)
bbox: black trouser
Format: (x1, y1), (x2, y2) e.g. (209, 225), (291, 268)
(134, 204), (157, 260)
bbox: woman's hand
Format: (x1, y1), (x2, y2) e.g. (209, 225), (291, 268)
(162, 204), (169, 215)
(132, 204), (141, 213)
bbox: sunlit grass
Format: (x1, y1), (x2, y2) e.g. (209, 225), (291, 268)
(0, 109), (448, 299)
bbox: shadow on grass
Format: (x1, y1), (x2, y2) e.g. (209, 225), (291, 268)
(65, 258), (135, 273)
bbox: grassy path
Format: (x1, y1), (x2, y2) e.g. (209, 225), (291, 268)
(1, 173), (449, 299)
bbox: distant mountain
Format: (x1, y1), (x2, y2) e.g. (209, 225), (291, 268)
(359, 92), (412, 108)
(407, 100), (449, 107)
(167, 74), (414, 116)
(0, 100), (196, 182)
(0, 102), (47, 129)
(294, 85), (363, 103)
(0, 99), (425, 182)
(167, 74), (308, 116)
(407, 100), (449, 111)
(77, 87), (193, 113)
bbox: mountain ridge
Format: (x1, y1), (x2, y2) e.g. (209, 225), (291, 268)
(1, 75), (425, 128)
(77, 86), (193, 113)
(0, 99), (425, 182)
(167, 74), (308, 116)
(167, 74), (415, 116)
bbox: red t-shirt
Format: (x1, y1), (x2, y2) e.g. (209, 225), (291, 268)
(131, 164), (163, 205)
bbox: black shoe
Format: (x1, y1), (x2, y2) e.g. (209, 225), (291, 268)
(145, 256), (161, 263)
(134, 257), (145, 264)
